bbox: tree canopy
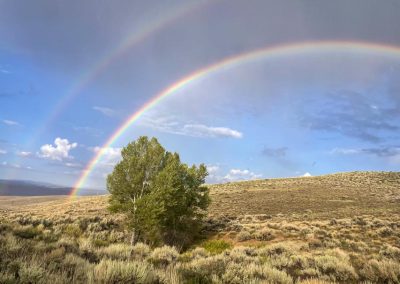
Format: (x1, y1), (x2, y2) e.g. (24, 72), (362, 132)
(107, 136), (210, 247)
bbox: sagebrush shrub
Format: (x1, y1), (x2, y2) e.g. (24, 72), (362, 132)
(62, 253), (92, 282)
(98, 243), (132, 260)
(360, 259), (400, 283)
(236, 231), (252, 242)
(18, 262), (47, 284)
(131, 242), (151, 260)
(150, 245), (179, 267)
(88, 259), (156, 284)
(255, 228), (276, 241)
(314, 254), (358, 282)
(379, 244), (400, 259)
(179, 254), (227, 282)
(13, 225), (41, 239)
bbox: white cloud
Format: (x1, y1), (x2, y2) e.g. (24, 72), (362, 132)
(205, 164), (222, 184)
(92, 106), (116, 117)
(0, 149), (6, 154)
(65, 162), (82, 168)
(330, 148), (360, 155)
(303, 172), (312, 177)
(139, 114), (243, 139)
(39, 138), (77, 161)
(17, 151), (32, 157)
(2, 119), (20, 126)
(92, 146), (122, 166)
(139, 115), (181, 134)
(183, 124), (243, 139)
(1, 161), (32, 170)
(207, 165), (220, 174)
(223, 168), (262, 182)
(390, 155), (400, 164)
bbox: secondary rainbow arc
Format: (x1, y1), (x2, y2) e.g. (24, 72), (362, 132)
(29, 1), (210, 146)
(70, 40), (400, 197)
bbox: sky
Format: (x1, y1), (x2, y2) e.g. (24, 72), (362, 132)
(0, 0), (400, 191)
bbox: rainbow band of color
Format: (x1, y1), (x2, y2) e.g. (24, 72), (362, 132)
(26, 0), (211, 149)
(70, 40), (400, 197)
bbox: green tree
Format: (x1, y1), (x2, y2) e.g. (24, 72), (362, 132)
(107, 136), (210, 247)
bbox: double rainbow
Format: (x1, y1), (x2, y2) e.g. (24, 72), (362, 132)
(70, 40), (400, 197)
(31, 1), (211, 143)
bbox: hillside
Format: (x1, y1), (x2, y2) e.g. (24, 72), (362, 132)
(0, 179), (105, 196)
(1, 171), (399, 283)
(1, 171), (399, 219)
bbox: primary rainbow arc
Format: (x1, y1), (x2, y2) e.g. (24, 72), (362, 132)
(70, 40), (400, 197)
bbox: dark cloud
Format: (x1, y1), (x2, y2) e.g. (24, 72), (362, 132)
(299, 90), (400, 143)
(2, 0), (400, 88)
(262, 147), (288, 158)
(362, 147), (400, 157)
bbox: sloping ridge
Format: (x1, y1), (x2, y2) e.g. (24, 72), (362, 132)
(0, 179), (105, 196)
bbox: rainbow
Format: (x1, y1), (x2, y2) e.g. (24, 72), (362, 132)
(70, 40), (400, 197)
(29, 0), (211, 145)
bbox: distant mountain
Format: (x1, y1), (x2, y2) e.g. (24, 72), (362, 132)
(0, 179), (106, 196)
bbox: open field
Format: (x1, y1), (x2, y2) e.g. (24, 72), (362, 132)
(1, 171), (400, 283)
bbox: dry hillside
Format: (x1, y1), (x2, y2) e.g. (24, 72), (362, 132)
(1, 171), (399, 283)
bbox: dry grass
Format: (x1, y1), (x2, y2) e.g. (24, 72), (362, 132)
(0, 171), (399, 283)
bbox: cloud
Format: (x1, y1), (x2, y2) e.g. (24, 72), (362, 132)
(65, 162), (82, 168)
(262, 147), (288, 157)
(92, 146), (122, 166)
(39, 138), (77, 161)
(2, 119), (20, 126)
(362, 147), (400, 157)
(223, 168), (262, 182)
(92, 106), (116, 117)
(299, 91), (399, 143)
(207, 165), (220, 174)
(331, 146), (400, 157)
(183, 124), (243, 139)
(330, 148), (361, 155)
(17, 151), (32, 157)
(140, 114), (243, 139)
(0, 149), (6, 154)
(1, 161), (32, 170)
(303, 172), (312, 177)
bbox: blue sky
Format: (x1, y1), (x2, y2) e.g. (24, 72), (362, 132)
(1, 0), (400, 190)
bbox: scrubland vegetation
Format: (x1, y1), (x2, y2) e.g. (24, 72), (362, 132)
(1, 171), (400, 283)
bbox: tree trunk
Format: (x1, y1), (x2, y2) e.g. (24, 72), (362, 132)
(130, 228), (136, 245)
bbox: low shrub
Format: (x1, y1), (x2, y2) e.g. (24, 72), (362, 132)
(379, 244), (400, 259)
(98, 243), (132, 260)
(13, 226), (41, 239)
(150, 245), (179, 267)
(18, 262), (47, 284)
(202, 239), (232, 254)
(361, 259), (400, 283)
(314, 254), (358, 282)
(88, 259), (156, 284)
(131, 242), (151, 260)
(236, 231), (252, 242)
(91, 238), (109, 248)
(64, 224), (82, 238)
(377, 226), (393, 237)
(255, 228), (276, 241)
(179, 254), (227, 282)
(62, 253), (92, 282)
